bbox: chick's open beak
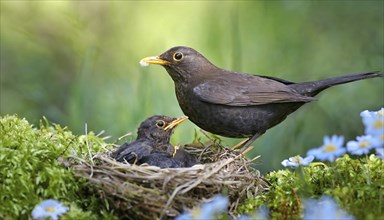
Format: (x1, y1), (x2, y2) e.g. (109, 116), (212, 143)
(140, 56), (171, 66)
(164, 116), (188, 130)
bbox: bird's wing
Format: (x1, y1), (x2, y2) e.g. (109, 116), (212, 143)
(113, 141), (153, 163)
(193, 77), (314, 106)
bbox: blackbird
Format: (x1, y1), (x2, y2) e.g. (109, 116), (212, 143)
(172, 146), (197, 167)
(140, 46), (383, 149)
(138, 152), (183, 168)
(138, 147), (197, 168)
(112, 115), (188, 164)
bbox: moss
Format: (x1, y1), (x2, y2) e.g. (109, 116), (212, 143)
(2, 114), (383, 219)
(0, 115), (116, 219)
(238, 154), (384, 219)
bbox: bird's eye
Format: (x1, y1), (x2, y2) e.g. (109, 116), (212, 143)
(173, 52), (183, 61)
(156, 120), (166, 128)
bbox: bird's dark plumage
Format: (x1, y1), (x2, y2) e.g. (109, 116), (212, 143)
(138, 147), (197, 168)
(141, 46), (383, 148)
(112, 115), (187, 164)
(138, 152), (183, 168)
(173, 147), (197, 167)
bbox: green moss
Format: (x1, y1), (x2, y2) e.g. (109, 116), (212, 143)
(238, 154), (384, 219)
(0, 115), (116, 219)
(2, 114), (383, 219)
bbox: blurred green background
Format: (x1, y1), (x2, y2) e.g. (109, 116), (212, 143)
(1, 1), (383, 172)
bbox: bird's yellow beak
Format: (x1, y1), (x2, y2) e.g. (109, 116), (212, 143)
(164, 116), (188, 130)
(140, 56), (171, 66)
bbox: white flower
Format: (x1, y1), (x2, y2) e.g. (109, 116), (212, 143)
(32, 199), (69, 220)
(360, 110), (375, 118)
(237, 204), (269, 220)
(376, 148), (384, 159)
(361, 108), (384, 137)
(347, 135), (377, 155)
(307, 135), (346, 162)
(175, 195), (229, 220)
(281, 155), (314, 168)
(371, 134), (384, 148)
(199, 195), (229, 219)
(303, 196), (355, 220)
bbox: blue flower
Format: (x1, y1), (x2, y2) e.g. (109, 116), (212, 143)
(175, 195), (229, 220)
(361, 108), (384, 147)
(303, 196), (355, 220)
(281, 155), (314, 168)
(347, 135), (378, 155)
(307, 135), (346, 162)
(371, 135), (384, 148)
(199, 195), (229, 219)
(375, 148), (384, 159)
(238, 204), (269, 220)
(32, 199), (69, 220)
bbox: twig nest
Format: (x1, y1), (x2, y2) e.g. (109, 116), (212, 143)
(72, 143), (269, 219)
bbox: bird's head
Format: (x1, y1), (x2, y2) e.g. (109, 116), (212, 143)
(140, 46), (217, 84)
(136, 115), (188, 143)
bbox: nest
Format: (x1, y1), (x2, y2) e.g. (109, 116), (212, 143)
(72, 143), (269, 219)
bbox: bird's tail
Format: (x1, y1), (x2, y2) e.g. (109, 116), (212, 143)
(291, 71), (383, 96)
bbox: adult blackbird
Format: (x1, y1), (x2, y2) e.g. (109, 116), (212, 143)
(140, 46), (383, 149)
(112, 115), (188, 164)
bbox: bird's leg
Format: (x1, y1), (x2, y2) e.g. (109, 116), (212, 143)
(232, 139), (249, 150)
(239, 132), (265, 153)
(240, 145), (254, 155)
